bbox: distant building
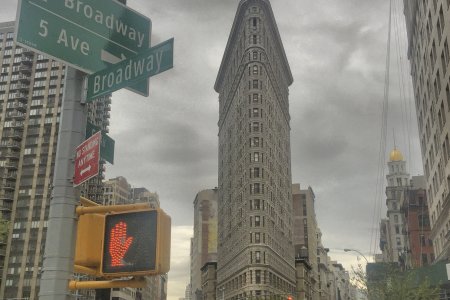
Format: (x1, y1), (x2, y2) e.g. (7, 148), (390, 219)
(379, 149), (434, 269)
(379, 148), (410, 264)
(292, 184), (319, 299)
(190, 189), (218, 299)
(131, 187), (160, 208)
(103, 176), (132, 205)
(184, 284), (192, 300)
(403, 0), (450, 261)
(201, 262), (217, 300)
(400, 176), (434, 268)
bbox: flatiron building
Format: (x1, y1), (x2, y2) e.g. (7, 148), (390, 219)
(215, 0), (296, 298)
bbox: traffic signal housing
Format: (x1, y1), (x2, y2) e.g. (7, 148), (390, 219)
(75, 213), (105, 270)
(101, 208), (171, 277)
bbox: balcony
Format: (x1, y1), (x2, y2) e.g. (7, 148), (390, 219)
(4, 172), (17, 180)
(0, 201), (12, 211)
(2, 182), (15, 190)
(18, 73), (30, 83)
(3, 151), (19, 160)
(13, 102), (27, 112)
(21, 56), (33, 64)
(17, 83), (29, 91)
(14, 92), (28, 102)
(22, 48), (34, 56)
(0, 193), (13, 201)
(0, 141), (20, 149)
(11, 121), (24, 128)
(8, 112), (25, 120)
(19, 64), (31, 73)
(0, 163), (17, 170)
(2, 129), (22, 140)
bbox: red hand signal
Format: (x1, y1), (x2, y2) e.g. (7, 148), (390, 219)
(109, 221), (134, 267)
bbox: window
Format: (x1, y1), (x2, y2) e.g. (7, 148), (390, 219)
(252, 35), (257, 44)
(255, 216), (260, 226)
(254, 199), (260, 209)
(252, 137), (259, 147)
(253, 65), (258, 75)
(420, 235), (426, 246)
(255, 270), (261, 283)
(253, 79), (258, 89)
(253, 51), (258, 60)
(255, 251), (261, 263)
(255, 232), (260, 243)
(253, 152), (259, 162)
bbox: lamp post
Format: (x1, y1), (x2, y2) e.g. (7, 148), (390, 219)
(343, 248), (369, 264)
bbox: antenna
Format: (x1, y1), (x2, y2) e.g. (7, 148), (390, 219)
(393, 128), (396, 149)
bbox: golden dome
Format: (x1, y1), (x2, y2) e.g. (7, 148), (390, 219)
(389, 148), (404, 161)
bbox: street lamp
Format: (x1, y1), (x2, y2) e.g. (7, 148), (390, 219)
(343, 248), (369, 264)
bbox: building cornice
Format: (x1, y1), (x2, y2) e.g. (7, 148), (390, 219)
(214, 0), (293, 93)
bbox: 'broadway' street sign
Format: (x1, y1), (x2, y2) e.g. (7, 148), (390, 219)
(87, 38), (174, 100)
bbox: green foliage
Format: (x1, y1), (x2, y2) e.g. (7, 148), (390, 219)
(352, 263), (440, 300)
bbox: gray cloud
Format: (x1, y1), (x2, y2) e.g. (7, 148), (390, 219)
(0, 0), (422, 299)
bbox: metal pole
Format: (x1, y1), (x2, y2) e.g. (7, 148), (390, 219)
(39, 67), (87, 300)
(343, 248), (369, 264)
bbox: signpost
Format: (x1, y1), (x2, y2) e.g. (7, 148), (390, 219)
(74, 131), (101, 186)
(87, 38), (174, 100)
(15, 0), (151, 96)
(86, 122), (115, 164)
(14, 0), (174, 298)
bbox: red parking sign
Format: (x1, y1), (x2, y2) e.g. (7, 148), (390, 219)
(73, 131), (101, 186)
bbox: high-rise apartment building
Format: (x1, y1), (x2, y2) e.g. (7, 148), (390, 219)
(190, 188), (218, 299)
(215, 0), (296, 298)
(0, 21), (109, 299)
(404, 0), (450, 261)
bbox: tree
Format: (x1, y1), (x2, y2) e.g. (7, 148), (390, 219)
(352, 263), (440, 300)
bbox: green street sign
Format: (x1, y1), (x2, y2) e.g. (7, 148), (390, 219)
(86, 122), (115, 164)
(87, 38), (174, 100)
(15, 0), (150, 96)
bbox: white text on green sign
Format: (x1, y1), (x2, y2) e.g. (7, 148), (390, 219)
(87, 38), (174, 100)
(16, 0), (151, 75)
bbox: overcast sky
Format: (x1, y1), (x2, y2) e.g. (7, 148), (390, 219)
(1, 0), (423, 299)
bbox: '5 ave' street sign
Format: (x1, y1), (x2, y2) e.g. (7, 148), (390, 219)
(15, 0), (151, 96)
